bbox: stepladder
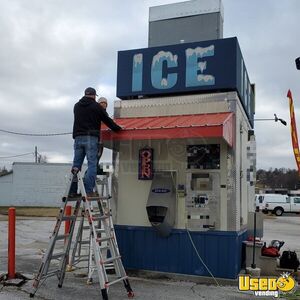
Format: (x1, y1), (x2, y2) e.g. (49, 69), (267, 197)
(67, 174), (120, 283)
(30, 169), (134, 300)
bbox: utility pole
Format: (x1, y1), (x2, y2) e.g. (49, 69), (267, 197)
(35, 146), (38, 163)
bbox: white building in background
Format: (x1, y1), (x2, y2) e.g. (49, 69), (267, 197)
(0, 161), (115, 207)
(0, 162), (113, 207)
(0, 162), (74, 207)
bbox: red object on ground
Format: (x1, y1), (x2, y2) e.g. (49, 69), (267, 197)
(8, 207), (16, 279)
(101, 112), (234, 147)
(65, 206), (72, 242)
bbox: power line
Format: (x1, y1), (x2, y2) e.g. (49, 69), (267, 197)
(0, 129), (72, 136)
(0, 152), (33, 159)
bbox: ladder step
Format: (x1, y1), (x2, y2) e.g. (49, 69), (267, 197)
(73, 257), (90, 264)
(100, 245), (110, 251)
(61, 216), (77, 221)
(96, 236), (113, 243)
(51, 252), (67, 260)
(100, 196), (111, 200)
(105, 264), (115, 270)
(85, 196), (110, 201)
(67, 198), (82, 202)
(55, 234), (69, 241)
(92, 214), (111, 221)
(66, 193), (82, 201)
(79, 240), (90, 245)
(95, 228), (113, 233)
(106, 276), (128, 287)
(44, 269), (60, 277)
(101, 255), (121, 265)
(85, 196), (100, 201)
(83, 225), (91, 230)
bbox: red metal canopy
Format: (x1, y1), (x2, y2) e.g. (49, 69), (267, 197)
(102, 112), (234, 147)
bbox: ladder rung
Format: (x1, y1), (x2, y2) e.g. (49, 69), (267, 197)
(85, 196), (100, 201)
(83, 225), (91, 230)
(67, 197), (82, 202)
(106, 276), (128, 287)
(73, 257), (90, 264)
(100, 196), (111, 200)
(61, 216), (76, 221)
(105, 264), (115, 270)
(101, 255), (121, 265)
(55, 234), (69, 241)
(85, 196), (110, 201)
(96, 228), (114, 233)
(100, 246), (110, 251)
(75, 253), (90, 258)
(51, 252), (67, 260)
(92, 214), (111, 221)
(79, 240), (90, 245)
(96, 236), (113, 243)
(44, 269), (60, 277)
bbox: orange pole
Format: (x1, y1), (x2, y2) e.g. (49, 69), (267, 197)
(8, 207), (16, 279)
(65, 206), (72, 243)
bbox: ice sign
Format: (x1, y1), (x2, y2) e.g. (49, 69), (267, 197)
(151, 51), (178, 89)
(117, 37), (254, 127)
(131, 46), (215, 92)
(185, 45), (215, 87)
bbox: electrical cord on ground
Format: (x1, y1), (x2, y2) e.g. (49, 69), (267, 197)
(0, 129), (72, 136)
(186, 228), (220, 287)
(0, 152), (33, 159)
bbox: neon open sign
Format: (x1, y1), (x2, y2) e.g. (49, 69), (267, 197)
(138, 148), (154, 180)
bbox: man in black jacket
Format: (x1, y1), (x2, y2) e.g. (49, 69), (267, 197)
(70, 87), (121, 196)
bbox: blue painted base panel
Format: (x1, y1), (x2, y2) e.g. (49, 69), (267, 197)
(115, 225), (248, 279)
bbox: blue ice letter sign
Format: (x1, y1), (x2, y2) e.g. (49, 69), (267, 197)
(132, 53), (143, 92)
(185, 45), (215, 87)
(151, 51), (178, 89)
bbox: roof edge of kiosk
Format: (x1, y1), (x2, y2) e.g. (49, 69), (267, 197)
(101, 111), (234, 147)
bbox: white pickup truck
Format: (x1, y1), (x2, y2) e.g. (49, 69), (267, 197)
(262, 195), (300, 216)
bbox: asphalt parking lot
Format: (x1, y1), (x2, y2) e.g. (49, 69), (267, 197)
(262, 213), (300, 256)
(0, 214), (299, 299)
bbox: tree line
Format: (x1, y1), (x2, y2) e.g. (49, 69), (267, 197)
(0, 166), (11, 176)
(256, 168), (300, 190)
(1, 165), (299, 189)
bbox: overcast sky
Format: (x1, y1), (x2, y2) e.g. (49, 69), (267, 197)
(0, 0), (300, 171)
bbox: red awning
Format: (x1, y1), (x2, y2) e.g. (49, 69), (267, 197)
(102, 112), (234, 147)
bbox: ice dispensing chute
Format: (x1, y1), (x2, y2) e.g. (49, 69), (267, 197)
(146, 171), (176, 237)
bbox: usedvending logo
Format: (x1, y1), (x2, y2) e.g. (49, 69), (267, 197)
(239, 273), (297, 298)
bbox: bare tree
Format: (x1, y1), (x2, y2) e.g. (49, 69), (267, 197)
(38, 155), (48, 163)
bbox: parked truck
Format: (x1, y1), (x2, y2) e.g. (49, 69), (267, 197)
(261, 194), (300, 216)
(256, 194), (287, 211)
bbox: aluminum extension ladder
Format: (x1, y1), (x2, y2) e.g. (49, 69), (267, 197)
(30, 170), (134, 300)
(67, 174), (116, 282)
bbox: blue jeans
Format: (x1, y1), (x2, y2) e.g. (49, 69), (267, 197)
(70, 136), (98, 194)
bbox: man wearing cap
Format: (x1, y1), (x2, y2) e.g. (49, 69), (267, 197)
(70, 87), (121, 197)
(96, 97), (108, 166)
(98, 97), (108, 110)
